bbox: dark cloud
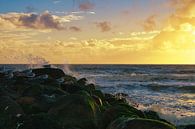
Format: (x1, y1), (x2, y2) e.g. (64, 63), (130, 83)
(69, 26), (81, 32)
(19, 12), (64, 30)
(141, 15), (157, 31)
(0, 11), (83, 30)
(95, 21), (111, 32)
(79, 1), (95, 11)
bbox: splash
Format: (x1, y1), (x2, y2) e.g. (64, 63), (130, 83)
(140, 104), (195, 126)
(26, 54), (49, 69)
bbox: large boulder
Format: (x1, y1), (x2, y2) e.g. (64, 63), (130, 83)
(49, 94), (100, 129)
(107, 117), (176, 129)
(144, 110), (174, 126)
(17, 113), (63, 129)
(32, 68), (65, 79)
(0, 96), (24, 129)
(101, 104), (145, 129)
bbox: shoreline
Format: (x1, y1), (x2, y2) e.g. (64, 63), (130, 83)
(0, 66), (194, 129)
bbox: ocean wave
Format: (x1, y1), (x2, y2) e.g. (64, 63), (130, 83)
(146, 82), (195, 93)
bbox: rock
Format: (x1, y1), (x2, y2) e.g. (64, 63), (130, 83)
(17, 97), (35, 105)
(107, 117), (176, 129)
(32, 68), (65, 79)
(92, 90), (105, 100)
(83, 84), (96, 95)
(0, 96), (24, 129)
(17, 113), (63, 129)
(144, 110), (174, 126)
(104, 93), (128, 105)
(77, 78), (87, 86)
(0, 86), (19, 99)
(22, 85), (43, 97)
(144, 110), (161, 120)
(63, 75), (77, 82)
(101, 104), (145, 129)
(178, 125), (195, 129)
(92, 95), (103, 106)
(0, 96), (24, 116)
(60, 83), (82, 94)
(49, 94), (100, 129)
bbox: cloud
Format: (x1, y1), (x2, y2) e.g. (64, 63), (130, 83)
(0, 11), (83, 30)
(141, 15), (157, 31)
(95, 21), (111, 32)
(167, 0), (195, 29)
(79, 1), (95, 11)
(69, 26), (81, 32)
(19, 12), (64, 30)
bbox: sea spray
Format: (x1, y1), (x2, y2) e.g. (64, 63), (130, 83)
(26, 54), (49, 69)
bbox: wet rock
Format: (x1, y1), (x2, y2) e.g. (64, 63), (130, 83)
(22, 85), (43, 97)
(107, 117), (176, 129)
(0, 96), (24, 116)
(104, 93), (128, 105)
(17, 113), (63, 129)
(178, 124), (195, 129)
(144, 110), (175, 126)
(101, 104), (145, 129)
(92, 95), (103, 106)
(17, 97), (35, 105)
(32, 68), (65, 79)
(0, 96), (24, 129)
(92, 90), (105, 100)
(77, 78), (87, 86)
(144, 110), (161, 120)
(49, 94), (100, 129)
(60, 83), (82, 94)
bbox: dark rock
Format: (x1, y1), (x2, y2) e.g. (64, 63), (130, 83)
(92, 90), (105, 100)
(0, 96), (24, 129)
(178, 124), (195, 129)
(105, 93), (128, 105)
(60, 83), (82, 94)
(32, 68), (65, 79)
(92, 95), (103, 106)
(107, 117), (176, 129)
(49, 94), (100, 129)
(101, 104), (145, 129)
(144, 110), (161, 120)
(17, 113), (63, 129)
(22, 85), (43, 97)
(77, 78), (87, 86)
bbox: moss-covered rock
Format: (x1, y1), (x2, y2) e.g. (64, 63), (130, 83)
(101, 103), (145, 129)
(107, 117), (176, 129)
(0, 96), (24, 129)
(144, 110), (174, 126)
(48, 94), (100, 129)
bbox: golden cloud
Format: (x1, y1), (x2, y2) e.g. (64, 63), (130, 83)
(95, 21), (111, 32)
(141, 15), (157, 31)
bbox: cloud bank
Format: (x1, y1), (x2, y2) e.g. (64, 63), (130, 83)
(0, 11), (83, 30)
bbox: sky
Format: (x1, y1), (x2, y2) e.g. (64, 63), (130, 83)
(0, 0), (195, 64)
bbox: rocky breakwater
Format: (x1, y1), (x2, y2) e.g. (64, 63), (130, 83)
(0, 66), (191, 129)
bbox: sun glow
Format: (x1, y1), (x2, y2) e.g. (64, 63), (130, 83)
(0, 0), (195, 64)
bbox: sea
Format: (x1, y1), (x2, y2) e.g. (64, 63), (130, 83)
(0, 64), (195, 125)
